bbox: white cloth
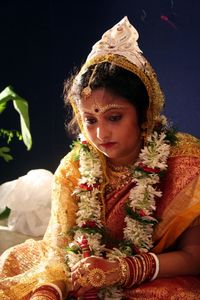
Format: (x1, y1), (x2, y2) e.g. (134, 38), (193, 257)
(0, 169), (53, 236)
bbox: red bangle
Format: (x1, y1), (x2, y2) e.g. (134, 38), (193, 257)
(121, 253), (157, 288)
(31, 284), (61, 300)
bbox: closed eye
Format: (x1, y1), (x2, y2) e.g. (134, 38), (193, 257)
(84, 117), (97, 125)
(108, 115), (122, 122)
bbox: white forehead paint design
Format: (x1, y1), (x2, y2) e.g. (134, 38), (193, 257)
(80, 103), (126, 115)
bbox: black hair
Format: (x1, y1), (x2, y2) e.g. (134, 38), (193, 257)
(64, 62), (149, 135)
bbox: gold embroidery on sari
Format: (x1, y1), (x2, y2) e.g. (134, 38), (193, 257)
(125, 276), (200, 299)
(171, 132), (200, 157)
(152, 133), (200, 252)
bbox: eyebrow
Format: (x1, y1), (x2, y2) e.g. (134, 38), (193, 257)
(81, 106), (128, 115)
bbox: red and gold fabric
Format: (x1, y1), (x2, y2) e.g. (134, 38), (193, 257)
(0, 133), (200, 299)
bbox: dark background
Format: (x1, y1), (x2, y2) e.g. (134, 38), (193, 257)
(1, 0), (200, 183)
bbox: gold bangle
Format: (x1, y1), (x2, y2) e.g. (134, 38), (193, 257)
(124, 257), (137, 288)
(117, 258), (129, 286)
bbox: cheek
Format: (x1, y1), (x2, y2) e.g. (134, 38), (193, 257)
(83, 126), (96, 140)
(121, 120), (140, 135)
(125, 124), (141, 143)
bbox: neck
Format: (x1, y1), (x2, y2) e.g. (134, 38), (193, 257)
(107, 140), (142, 167)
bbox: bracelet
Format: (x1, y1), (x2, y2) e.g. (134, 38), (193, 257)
(149, 252), (159, 281)
(116, 253), (157, 288)
(31, 284), (62, 300)
(117, 257), (129, 286)
(31, 297), (51, 300)
(123, 256), (137, 288)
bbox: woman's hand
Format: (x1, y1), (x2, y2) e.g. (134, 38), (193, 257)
(71, 256), (120, 297)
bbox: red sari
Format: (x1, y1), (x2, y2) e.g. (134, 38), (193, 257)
(105, 133), (200, 299)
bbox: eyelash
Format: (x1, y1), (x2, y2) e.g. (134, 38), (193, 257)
(109, 115), (122, 122)
(85, 115), (122, 125)
(85, 118), (96, 125)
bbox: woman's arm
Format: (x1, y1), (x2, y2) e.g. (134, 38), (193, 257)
(28, 152), (79, 300)
(158, 225), (200, 277)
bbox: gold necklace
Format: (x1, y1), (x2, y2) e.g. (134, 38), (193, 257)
(107, 161), (136, 173)
(105, 163), (135, 194)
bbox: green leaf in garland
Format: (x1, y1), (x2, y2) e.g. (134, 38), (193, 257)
(66, 245), (81, 254)
(125, 204), (157, 225)
(71, 139), (90, 161)
(71, 141), (81, 161)
(70, 225), (104, 235)
(165, 127), (178, 145)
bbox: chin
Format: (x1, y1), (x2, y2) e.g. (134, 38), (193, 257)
(103, 152), (118, 160)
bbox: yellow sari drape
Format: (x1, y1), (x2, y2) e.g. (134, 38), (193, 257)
(0, 132), (200, 300)
(0, 151), (80, 299)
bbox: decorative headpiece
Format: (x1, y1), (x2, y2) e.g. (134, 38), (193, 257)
(86, 16), (144, 68)
(69, 16), (165, 134)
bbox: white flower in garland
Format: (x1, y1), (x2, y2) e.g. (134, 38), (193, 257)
(76, 188), (102, 227)
(139, 132), (170, 169)
(78, 148), (102, 185)
(68, 141), (105, 262)
(123, 132), (170, 251)
(123, 217), (154, 251)
(66, 129), (172, 298)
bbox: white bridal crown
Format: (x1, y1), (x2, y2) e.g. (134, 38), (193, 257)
(86, 16), (146, 69)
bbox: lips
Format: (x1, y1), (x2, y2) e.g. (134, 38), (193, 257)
(99, 142), (116, 148)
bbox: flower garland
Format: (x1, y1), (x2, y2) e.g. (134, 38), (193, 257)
(66, 122), (175, 298)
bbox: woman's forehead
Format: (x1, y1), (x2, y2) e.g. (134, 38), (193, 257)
(79, 89), (131, 115)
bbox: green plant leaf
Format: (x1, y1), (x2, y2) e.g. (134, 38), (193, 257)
(0, 146), (13, 161)
(0, 102), (7, 113)
(13, 99), (32, 150)
(0, 207), (11, 220)
(0, 86), (32, 150)
(0, 128), (22, 144)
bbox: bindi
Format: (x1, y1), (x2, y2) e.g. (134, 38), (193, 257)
(88, 103), (125, 115)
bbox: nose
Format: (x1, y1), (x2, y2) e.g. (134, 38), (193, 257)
(96, 123), (111, 141)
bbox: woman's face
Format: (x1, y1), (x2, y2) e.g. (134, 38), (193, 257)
(79, 88), (142, 166)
